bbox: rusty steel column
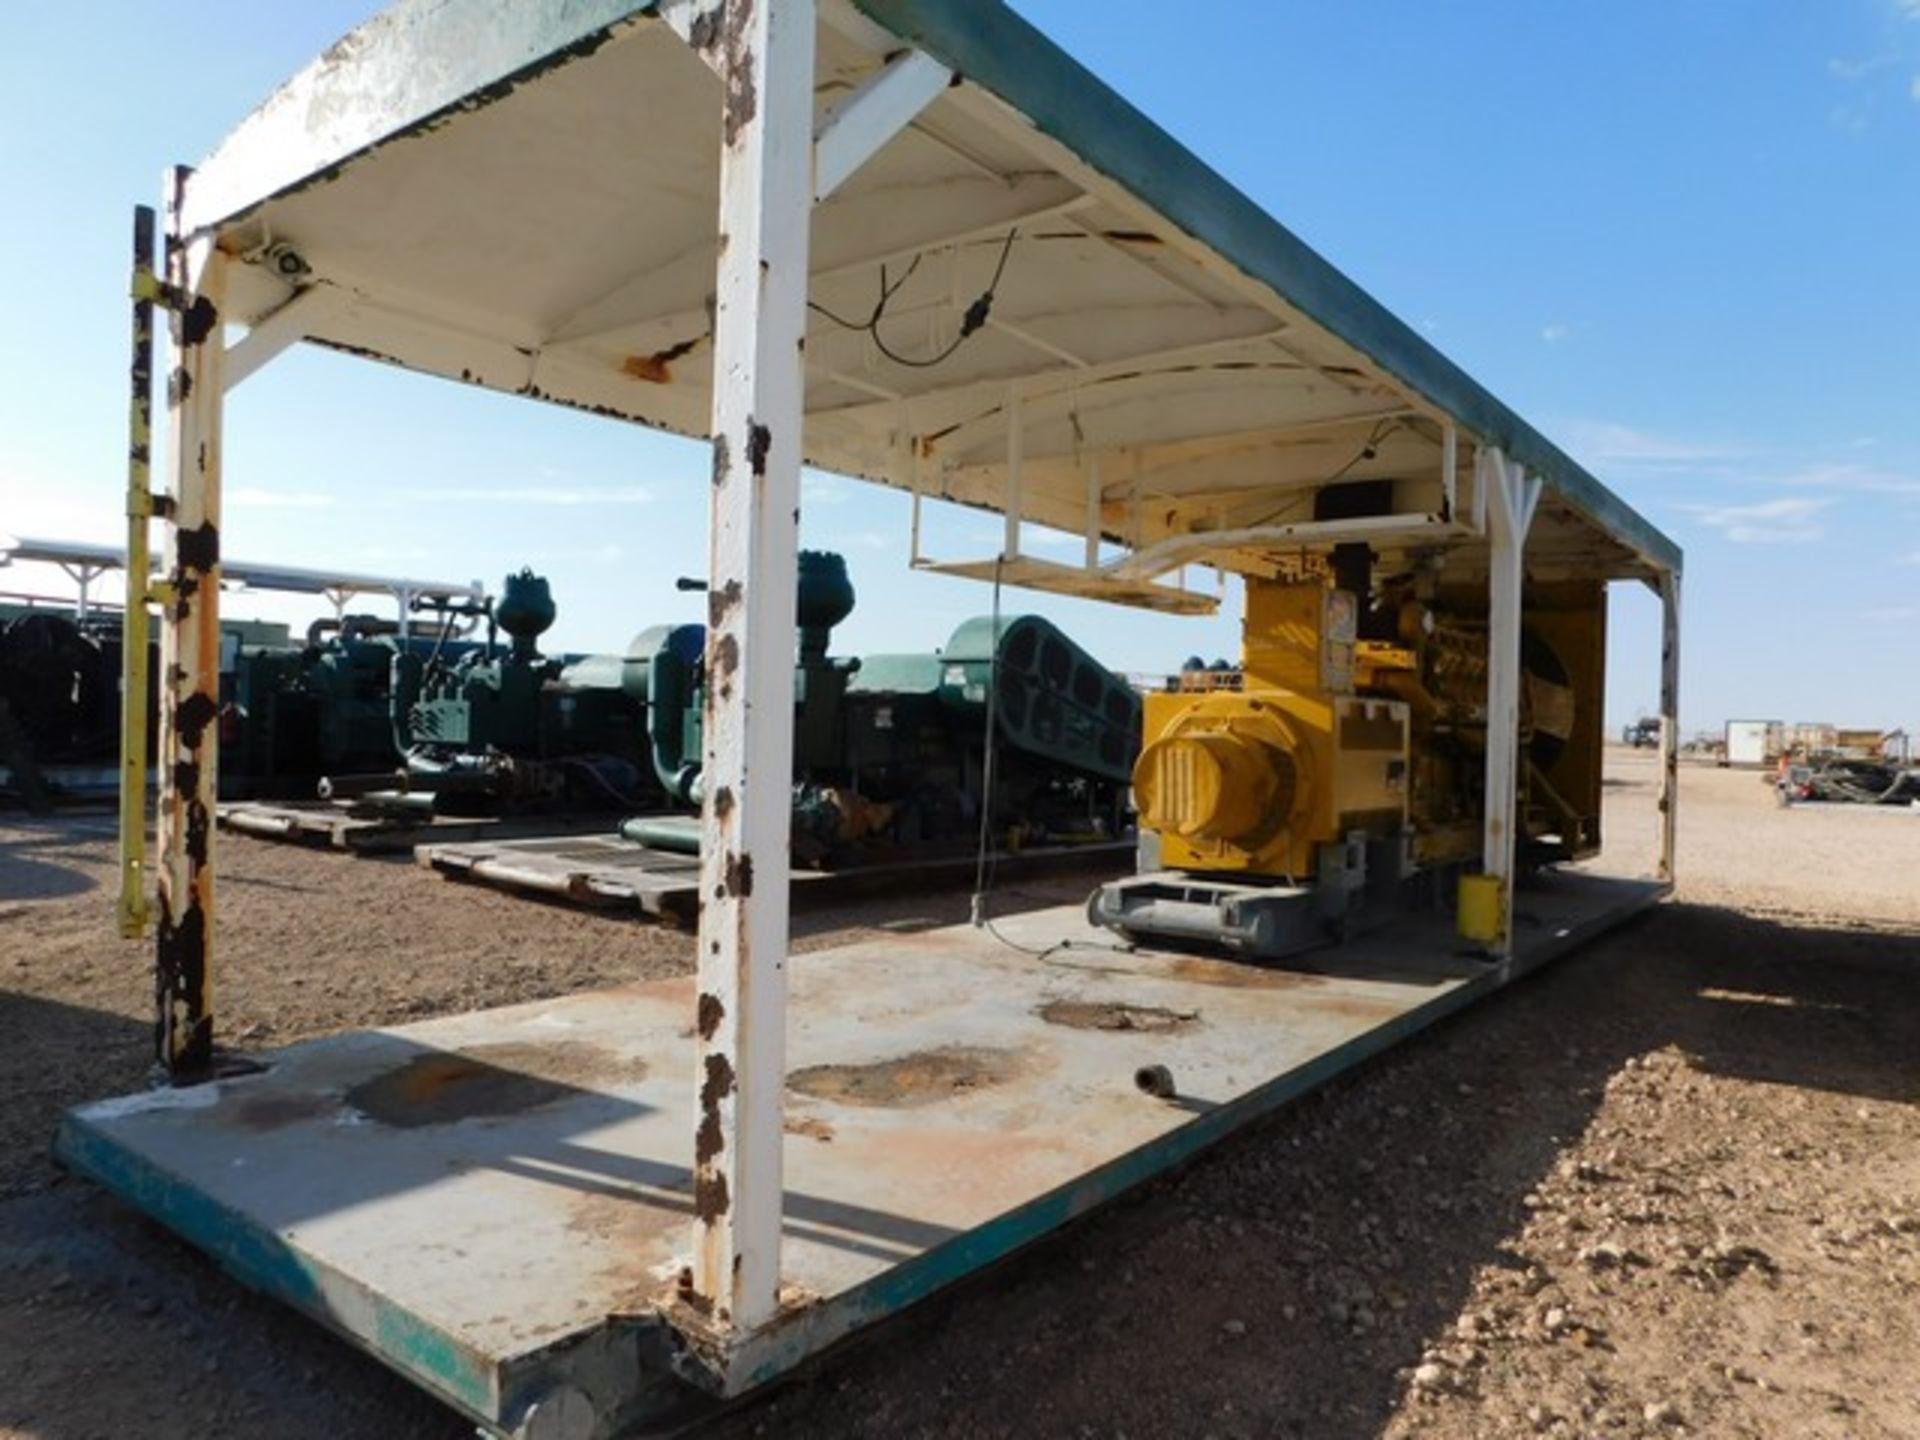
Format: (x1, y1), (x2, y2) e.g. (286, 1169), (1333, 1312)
(1656, 570), (1681, 885)
(688, 0), (817, 1330)
(154, 166), (228, 1078)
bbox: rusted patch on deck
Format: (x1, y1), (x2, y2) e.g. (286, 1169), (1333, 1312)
(787, 1046), (1018, 1108)
(345, 1041), (646, 1128)
(1037, 999), (1197, 1033)
(1163, 956), (1316, 990)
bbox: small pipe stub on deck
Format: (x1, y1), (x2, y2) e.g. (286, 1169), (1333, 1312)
(510, 1384), (596, 1440)
(1134, 1063), (1176, 1100)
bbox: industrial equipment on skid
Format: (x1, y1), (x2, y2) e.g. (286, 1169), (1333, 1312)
(1773, 730), (1919, 807)
(1776, 757), (1920, 807)
(0, 533), (484, 813)
(245, 548), (1139, 865)
(3, 533), (1140, 870)
(1091, 532), (1606, 960)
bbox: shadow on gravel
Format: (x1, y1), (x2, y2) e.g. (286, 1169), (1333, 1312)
(0, 827), (102, 902)
(0, 992), (149, 1199)
(696, 899), (1920, 1440)
(1630, 904), (1919, 1104)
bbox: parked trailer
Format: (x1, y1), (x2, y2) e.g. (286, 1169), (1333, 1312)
(1724, 718), (1780, 768)
(61, 5), (1681, 1436)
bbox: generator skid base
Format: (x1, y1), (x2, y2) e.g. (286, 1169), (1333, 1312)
(1091, 833), (1420, 962)
(58, 876), (1661, 1439)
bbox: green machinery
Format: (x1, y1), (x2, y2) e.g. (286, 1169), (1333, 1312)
(381, 570), (662, 810)
(226, 616), (408, 792)
(321, 550), (1140, 860)
(629, 553), (1141, 860)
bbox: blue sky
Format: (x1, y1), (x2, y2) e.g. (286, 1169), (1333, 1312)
(2, 2), (1916, 734)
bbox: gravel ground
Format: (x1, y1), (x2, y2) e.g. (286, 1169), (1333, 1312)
(2, 753), (1915, 1439)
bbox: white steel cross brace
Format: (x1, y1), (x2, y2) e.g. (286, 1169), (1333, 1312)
(814, 48), (952, 201)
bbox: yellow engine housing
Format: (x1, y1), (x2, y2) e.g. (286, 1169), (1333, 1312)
(1137, 688), (1409, 878)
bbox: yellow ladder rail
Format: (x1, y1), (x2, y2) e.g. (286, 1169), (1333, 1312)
(118, 205), (161, 939)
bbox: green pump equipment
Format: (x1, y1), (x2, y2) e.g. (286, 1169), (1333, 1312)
(303, 550), (1141, 860)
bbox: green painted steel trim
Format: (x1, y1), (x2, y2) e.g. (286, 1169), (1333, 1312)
(52, 1111), (503, 1421)
(851, 0), (1680, 577)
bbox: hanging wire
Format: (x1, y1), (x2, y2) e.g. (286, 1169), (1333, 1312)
(1243, 416), (1410, 528)
(811, 229), (1019, 370)
(969, 554), (1006, 928)
(965, 554), (1138, 961)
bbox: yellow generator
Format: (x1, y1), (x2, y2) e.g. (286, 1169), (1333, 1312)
(1090, 572), (1604, 959)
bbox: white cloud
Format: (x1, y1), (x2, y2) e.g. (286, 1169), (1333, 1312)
(1828, 54), (1898, 80)
(402, 484), (656, 506)
(1022, 528), (1089, 553)
(1911, 73), (1920, 102)
(1830, 101), (1874, 134)
(1776, 461), (1920, 497)
(357, 544), (432, 564)
(803, 474), (854, 506)
(227, 486), (334, 509)
(1540, 323), (1570, 343)
(1901, 550), (1920, 566)
(1862, 605), (1918, 623)
(1676, 495), (1833, 544)
(1559, 420), (1745, 471)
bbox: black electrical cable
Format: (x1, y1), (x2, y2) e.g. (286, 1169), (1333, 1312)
(810, 229), (1018, 370)
(968, 554), (1006, 927)
(1244, 417), (1409, 529)
(965, 556), (1139, 963)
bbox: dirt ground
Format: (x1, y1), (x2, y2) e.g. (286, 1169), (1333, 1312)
(2, 753), (1916, 1439)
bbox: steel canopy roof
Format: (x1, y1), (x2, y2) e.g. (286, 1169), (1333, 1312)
(185, 0), (1679, 608)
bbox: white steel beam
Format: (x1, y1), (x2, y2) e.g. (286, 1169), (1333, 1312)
(223, 285), (341, 391)
(813, 49), (951, 201)
(1656, 569), (1681, 885)
(690, 0), (816, 1333)
(984, 313), (1089, 368)
(945, 83), (1449, 426)
(822, 328), (1289, 430)
(1480, 447), (1541, 958)
(1108, 512), (1460, 583)
(546, 179), (1085, 348)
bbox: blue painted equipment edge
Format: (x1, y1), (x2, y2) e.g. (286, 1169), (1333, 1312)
(51, 1111), (504, 1422)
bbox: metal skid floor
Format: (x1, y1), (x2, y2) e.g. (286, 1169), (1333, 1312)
(57, 870), (1663, 1438)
